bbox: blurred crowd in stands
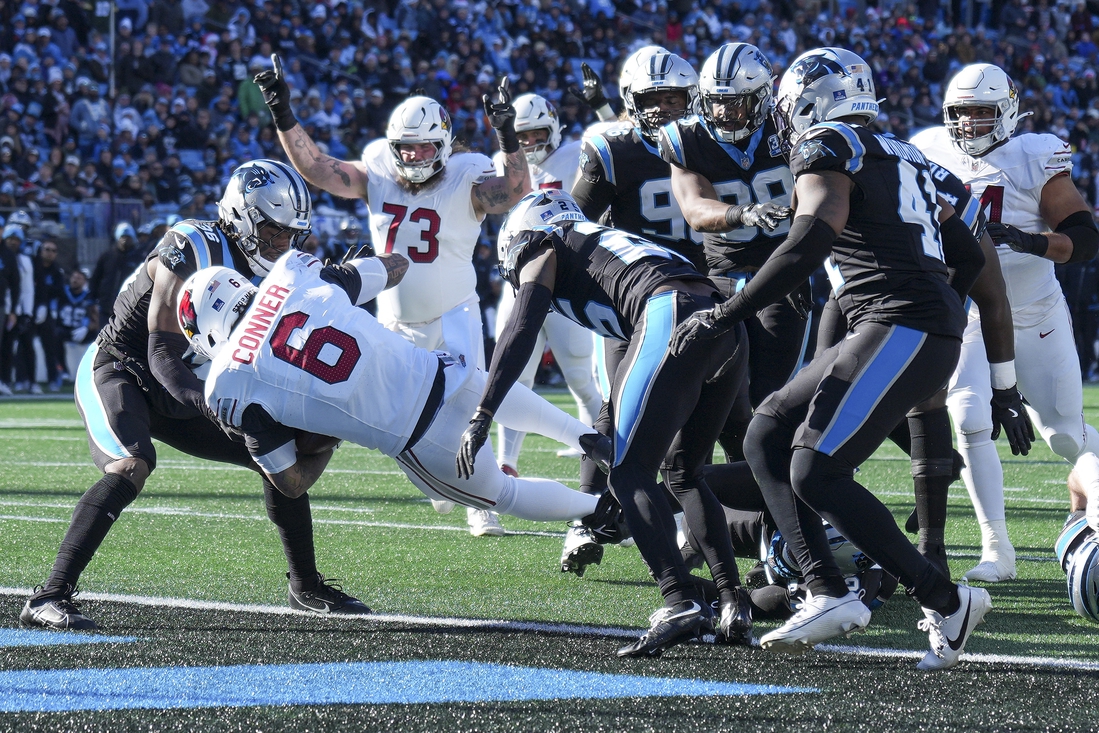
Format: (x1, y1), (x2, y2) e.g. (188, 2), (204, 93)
(3, 0), (1099, 391)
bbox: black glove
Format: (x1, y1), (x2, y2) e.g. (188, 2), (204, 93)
(483, 76), (519, 154)
(726, 202), (793, 232)
(990, 385), (1035, 456)
(986, 221), (1049, 258)
(254, 54), (297, 132)
(669, 308), (733, 357)
(456, 409), (493, 479)
(567, 62), (609, 110)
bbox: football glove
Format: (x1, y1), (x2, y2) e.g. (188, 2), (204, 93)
(669, 308), (731, 357)
(483, 77), (519, 154)
(986, 221), (1049, 258)
(457, 409), (493, 479)
(568, 63), (609, 110)
(727, 202), (793, 233)
(254, 54), (297, 131)
(990, 385), (1035, 456)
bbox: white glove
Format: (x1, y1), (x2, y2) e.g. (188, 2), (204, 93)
(71, 325), (88, 343)
(35, 304), (47, 324)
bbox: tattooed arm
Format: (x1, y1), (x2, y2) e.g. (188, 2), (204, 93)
(472, 148), (530, 216)
(277, 125), (370, 200)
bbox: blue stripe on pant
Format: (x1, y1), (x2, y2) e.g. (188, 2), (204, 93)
(75, 343), (130, 461)
(612, 292), (675, 467)
(815, 325), (926, 455)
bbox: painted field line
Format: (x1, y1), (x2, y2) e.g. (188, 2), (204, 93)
(0, 587), (1094, 672)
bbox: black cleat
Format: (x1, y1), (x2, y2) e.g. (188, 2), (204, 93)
(616, 600), (712, 658)
(20, 585), (98, 630)
(288, 573), (371, 615)
(579, 432), (612, 475)
(714, 587), (754, 646)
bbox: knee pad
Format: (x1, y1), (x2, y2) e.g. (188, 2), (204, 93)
(1050, 431), (1087, 462)
(956, 428), (994, 451)
(947, 396), (993, 436)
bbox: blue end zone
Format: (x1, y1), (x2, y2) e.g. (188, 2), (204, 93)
(0, 660), (817, 712)
(0, 629), (139, 647)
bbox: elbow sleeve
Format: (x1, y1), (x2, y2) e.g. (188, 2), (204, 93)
(1057, 210), (1099, 264)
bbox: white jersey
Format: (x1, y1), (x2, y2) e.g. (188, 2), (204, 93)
(361, 139), (494, 324)
(493, 139), (582, 192)
(910, 127), (1072, 315)
(204, 250), (441, 457)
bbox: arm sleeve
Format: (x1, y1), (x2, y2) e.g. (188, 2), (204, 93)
(240, 404), (298, 474)
(715, 216), (836, 326)
(148, 330), (209, 419)
(940, 214), (985, 301)
(319, 256), (389, 306)
(1057, 210), (1099, 264)
(477, 281), (553, 416)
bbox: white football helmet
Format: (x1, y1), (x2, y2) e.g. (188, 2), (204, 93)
(774, 47), (878, 150)
(1068, 534), (1099, 623)
(177, 266), (258, 360)
(386, 95), (453, 183)
(618, 47), (698, 140)
(217, 159), (313, 277)
(699, 42), (775, 143)
(512, 93), (562, 166)
(943, 63), (1022, 157)
(497, 189), (586, 288)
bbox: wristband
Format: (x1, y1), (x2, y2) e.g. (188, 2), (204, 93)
(989, 361), (1017, 391)
(724, 204), (746, 229)
(497, 127), (520, 155)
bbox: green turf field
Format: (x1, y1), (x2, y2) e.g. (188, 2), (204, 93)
(2, 390), (1099, 732)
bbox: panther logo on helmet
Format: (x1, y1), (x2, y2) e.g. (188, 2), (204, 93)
(241, 165), (273, 193)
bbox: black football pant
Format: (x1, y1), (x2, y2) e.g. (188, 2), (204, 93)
(744, 321), (960, 612)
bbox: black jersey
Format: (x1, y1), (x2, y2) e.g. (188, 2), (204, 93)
(928, 160), (985, 239)
(791, 123), (965, 339)
(97, 219), (254, 362)
(575, 122), (706, 269)
(57, 285), (93, 330)
(658, 115), (794, 274)
(510, 220), (713, 341)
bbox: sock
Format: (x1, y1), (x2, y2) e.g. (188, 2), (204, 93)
(264, 475), (317, 587)
(495, 381), (590, 451)
(910, 408), (953, 567)
(45, 473), (140, 594)
(495, 476), (598, 521)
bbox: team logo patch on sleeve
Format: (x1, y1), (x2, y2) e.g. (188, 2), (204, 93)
(798, 139), (835, 163)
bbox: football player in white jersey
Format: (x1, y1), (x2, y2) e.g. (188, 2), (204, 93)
(910, 63), (1099, 582)
(255, 55), (532, 537)
(179, 249), (615, 534)
(490, 93), (608, 477)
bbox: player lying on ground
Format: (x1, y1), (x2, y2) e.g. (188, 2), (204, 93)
(177, 248), (615, 532)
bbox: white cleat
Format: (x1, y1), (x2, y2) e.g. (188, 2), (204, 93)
(467, 508), (505, 537)
(916, 581), (992, 671)
(430, 498), (456, 515)
(759, 590), (871, 654)
(560, 524), (604, 577)
(962, 547), (1016, 583)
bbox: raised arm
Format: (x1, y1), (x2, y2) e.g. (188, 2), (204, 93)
(255, 55), (369, 200)
(472, 77), (531, 216)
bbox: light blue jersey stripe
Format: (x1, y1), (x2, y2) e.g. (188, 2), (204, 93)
(589, 135), (616, 187)
(612, 292), (674, 466)
(959, 195), (981, 230)
(75, 343), (130, 460)
(660, 121), (686, 166)
(816, 325), (925, 455)
(594, 333), (611, 398)
(817, 122), (865, 173)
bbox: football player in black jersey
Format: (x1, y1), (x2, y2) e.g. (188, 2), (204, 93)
(20, 160), (370, 631)
(658, 42), (800, 459)
(458, 189), (753, 657)
(670, 48), (992, 670)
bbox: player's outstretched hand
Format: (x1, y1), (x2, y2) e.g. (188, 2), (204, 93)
(986, 221), (1049, 257)
(568, 63), (609, 110)
(669, 308), (728, 357)
(457, 409), (493, 479)
(483, 76), (516, 130)
(741, 202), (793, 232)
(990, 385), (1035, 456)
(254, 54), (297, 131)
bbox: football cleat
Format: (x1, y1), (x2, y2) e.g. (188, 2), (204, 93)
(430, 498), (456, 515)
(560, 524), (604, 577)
(714, 587), (754, 646)
(20, 585), (98, 630)
(962, 548), (1016, 583)
(759, 590), (870, 654)
(287, 574), (371, 615)
(467, 508), (505, 537)
(617, 600), (713, 657)
(916, 581), (992, 670)
(578, 432), (612, 475)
